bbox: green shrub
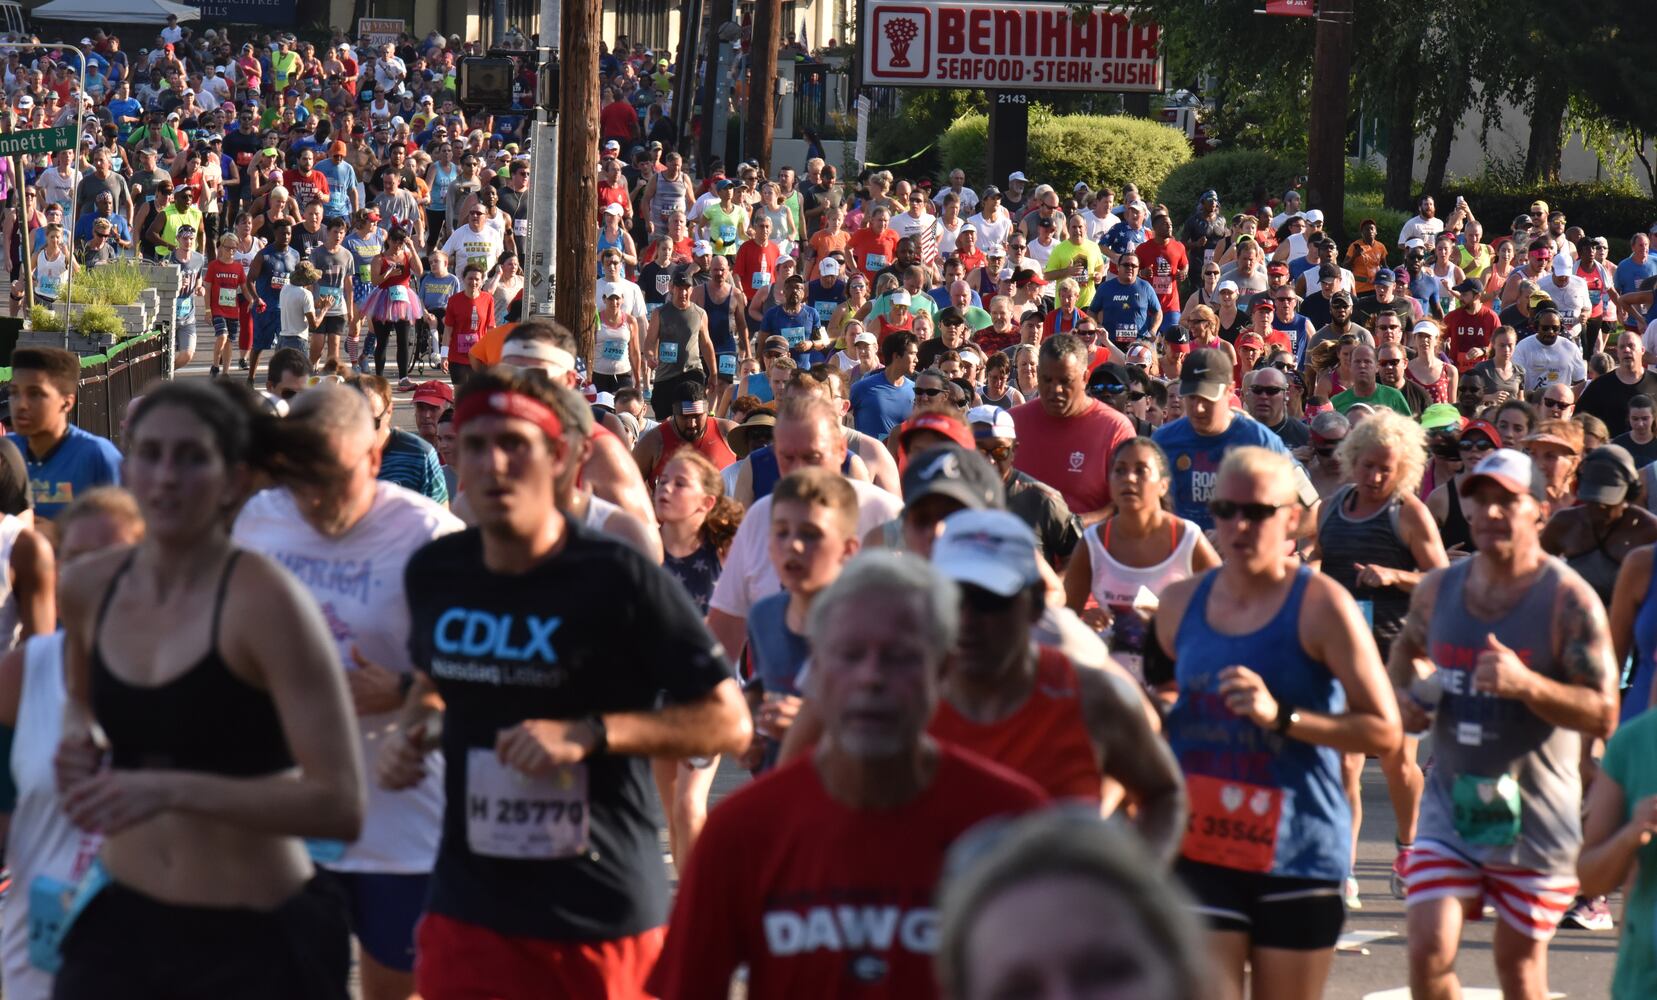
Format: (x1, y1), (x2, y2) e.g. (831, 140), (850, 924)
(27, 304), (60, 332)
(938, 111), (1190, 202)
(1434, 179), (1655, 243)
(73, 303), (124, 339)
(1345, 188), (1409, 250)
(1157, 150), (1302, 220)
(65, 261), (144, 306)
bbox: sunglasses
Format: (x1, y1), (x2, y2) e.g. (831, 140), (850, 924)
(1377, 358), (1403, 367)
(1249, 385), (1285, 396)
(1209, 499), (1285, 522)
(1543, 398), (1571, 409)
(1272, 361), (1296, 372)
(1459, 438), (1495, 452)
(915, 387), (949, 398)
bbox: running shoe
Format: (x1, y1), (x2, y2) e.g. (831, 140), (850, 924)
(1343, 876), (1362, 910)
(1391, 846), (1413, 899)
(237, 357), (249, 370)
(209, 365), (221, 378)
(1561, 895), (1614, 931)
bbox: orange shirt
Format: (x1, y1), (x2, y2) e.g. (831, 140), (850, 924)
(845, 227), (899, 282)
(806, 228), (850, 280)
(1345, 239), (1389, 293)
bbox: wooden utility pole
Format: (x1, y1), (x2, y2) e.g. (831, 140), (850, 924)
(745, 0), (782, 173)
(554, 0), (600, 362)
(1305, 0), (1353, 242)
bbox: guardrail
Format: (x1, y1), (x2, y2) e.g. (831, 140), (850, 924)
(0, 330), (167, 447)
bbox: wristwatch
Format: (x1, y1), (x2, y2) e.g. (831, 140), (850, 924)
(1274, 704), (1301, 735)
(584, 715), (609, 757)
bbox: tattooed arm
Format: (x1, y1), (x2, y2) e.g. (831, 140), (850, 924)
(1519, 574), (1619, 739)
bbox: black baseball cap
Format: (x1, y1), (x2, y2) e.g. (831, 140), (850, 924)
(1179, 348), (1232, 401)
(900, 443), (1005, 512)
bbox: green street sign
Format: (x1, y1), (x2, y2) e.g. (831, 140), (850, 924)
(0, 126), (76, 157)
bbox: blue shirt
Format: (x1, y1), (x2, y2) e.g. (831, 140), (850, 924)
(849, 370), (914, 438)
(1152, 414), (1293, 530)
(108, 97), (142, 140)
(1100, 222), (1149, 257)
(760, 303), (823, 366)
(420, 272), (461, 313)
(743, 372), (773, 403)
(75, 212), (131, 244)
(314, 158), (357, 219)
(8, 425), (122, 519)
(1616, 255), (1657, 296)
(1089, 278), (1159, 345)
(378, 429), (447, 504)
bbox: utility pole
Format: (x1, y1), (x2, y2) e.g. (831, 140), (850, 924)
(745, 0), (782, 173)
(671, 0), (702, 155)
(554, 0), (600, 362)
(1306, 0), (1354, 242)
(525, 0), (559, 318)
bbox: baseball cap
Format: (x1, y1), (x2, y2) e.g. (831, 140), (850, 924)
(1199, 189), (1218, 203)
(1179, 348), (1231, 401)
(1460, 448), (1547, 502)
(1088, 362), (1133, 396)
(669, 268), (695, 287)
(1577, 446), (1637, 505)
(1420, 403), (1465, 432)
(1266, 260), (1290, 275)
(984, 244), (1006, 258)
(1235, 331), (1266, 350)
(1013, 268), (1046, 287)
(1551, 254), (1573, 276)
(932, 510), (1041, 598)
(889, 289), (912, 306)
(1303, 208), (1325, 224)
(818, 257), (841, 277)
(1008, 171), (1028, 184)
(981, 186), (1002, 200)
(411, 380), (454, 408)
(1373, 268), (1396, 285)
(1451, 277), (1482, 294)
(1125, 342), (1155, 365)
(15, 95), (32, 109)
(1461, 419), (1501, 449)
(852, 330), (877, 346)
(691, 239), (712, 256)
(899, 413), (976, 454)
(1591, 235), (1609, 248)
(1216, 280), (1239, 295)
(967, 406), (1016, 440)
(902, 443), (1005, 513)
(603, 203), (624, 217)
(1329, 290), (1353, 306)
(1248, 292), (1274, 312)
(603, 138), (620, 151)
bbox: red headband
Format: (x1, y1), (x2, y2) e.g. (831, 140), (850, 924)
(454, 390), (565, 441)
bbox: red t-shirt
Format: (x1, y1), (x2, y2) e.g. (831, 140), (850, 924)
(282, 168), (330, 210)
(646, 745), (1044, 999)
(954, 248), (986, 273)
(733, 239), (781, 296)
(599, 100), (637, 141)
(1135, 237), (1189, 313)
(204, 259), (247, 319)
(443, 290), (495, 364)
(1010, 397), (1135, 514)
(845, 227), (900, 282)
(1443, 305), (1500, 371)
(597, 180), (630, 215)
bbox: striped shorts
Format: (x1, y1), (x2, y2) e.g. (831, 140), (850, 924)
(1402, 839), (1578, 940)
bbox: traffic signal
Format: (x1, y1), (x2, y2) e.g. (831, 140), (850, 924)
(537, 55), (560, 117)
(457, 56), (516, 110)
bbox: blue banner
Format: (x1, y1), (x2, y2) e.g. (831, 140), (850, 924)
(189, 0), (295, 27)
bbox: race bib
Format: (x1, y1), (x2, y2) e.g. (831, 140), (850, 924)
(866, 253), (888, 270)
(813, 300), (836, 323)
(389, 285), (409, 303)
(659, 340), (680, 364)
(29, 861), (110, 974)
(465, 750), (589, 860)
(305, 838), (347, 863)
(37, 274), (59, 297)
(717, 353), (737, 377)
(601, 338), (627, 362)
(751, 270), (770, 290)
(1114, 323), (1139, 344)
(718, 223), (736, 244)
(217, 286), (238, 308)
(270, 273), (287, 288)
(782, 325), (807, 347)
(646, 301), (662, 316)
(1181, 774), (1282, 873)
(514, 218), (528, 237)
(1451, 772), (1522, 847)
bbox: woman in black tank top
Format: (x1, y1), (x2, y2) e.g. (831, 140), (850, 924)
(54, 381), (363, 1000)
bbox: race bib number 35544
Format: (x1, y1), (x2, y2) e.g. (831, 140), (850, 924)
(1180, 773), (1282, 873)
(465, 749), (590, 860)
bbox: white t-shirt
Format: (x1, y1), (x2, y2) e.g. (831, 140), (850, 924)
(1540, 275), (1593, 335)
(278, 284), (314, 338)
(441, 224), (506, 277)
(933, 186), (979, 213)
(1511, 334), (1586, 390)
(233, 483), (464, 873)
(1397, 214), (1445, 248)
(710, 477), (904, 618)
(597, 276), (648, 321)
(890, 211), (936, 242)
(1026, 235), (1058, 267)
(967, 209), (1012, 250)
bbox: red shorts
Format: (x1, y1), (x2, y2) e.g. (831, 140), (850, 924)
(414, 911), (665, 999)
(1402, 840), (1578, 941)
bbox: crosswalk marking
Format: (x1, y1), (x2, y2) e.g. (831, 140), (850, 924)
(1363, 990), (1564, 999)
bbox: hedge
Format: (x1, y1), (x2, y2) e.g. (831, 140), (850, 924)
(1157, 150), (1303, 220)
(937, 111), (1190, 203)
(1433, 180), (1656, 243)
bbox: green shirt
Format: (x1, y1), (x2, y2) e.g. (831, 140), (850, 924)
(961, 305), (993, 332)
(1044, 237), (1105, 305)
(700, 202), (748, 256)
(1603, 711), (1657, 999)
(867, 291), (939, 324)
(1331, 384), (1412, 417)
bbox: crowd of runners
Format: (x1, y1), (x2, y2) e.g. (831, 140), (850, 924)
(0, 14), (1650, 1000)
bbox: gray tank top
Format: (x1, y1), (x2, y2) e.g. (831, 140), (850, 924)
(1420, 556), (1583, 876)
(651, 172), (688, 229)
(654, 302), (705, 381)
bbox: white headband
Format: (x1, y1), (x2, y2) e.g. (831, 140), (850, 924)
(501, 341), (575, 375)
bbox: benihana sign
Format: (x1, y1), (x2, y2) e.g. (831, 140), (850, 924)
(862, 1), (1164, 93)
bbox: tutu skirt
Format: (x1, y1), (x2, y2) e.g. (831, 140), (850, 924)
(364, 283), (421, 323)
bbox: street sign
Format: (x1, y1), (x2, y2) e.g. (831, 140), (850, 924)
(358, 18), (405, 48)
(0, 126), (75, 157)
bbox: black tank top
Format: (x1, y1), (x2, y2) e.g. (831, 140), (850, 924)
(90, 551), (294, 776)
(1439, 476), (1477, 553)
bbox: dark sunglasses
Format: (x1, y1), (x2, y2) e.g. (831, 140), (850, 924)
(1272, 361), (1296, 372)
(1249, 385), (1285, 396)
(1459, 437), (1496, 452)
(1543, 398), (1571, 409)
(915, 387), (949, 398)
(1209, 499), (1285, 522)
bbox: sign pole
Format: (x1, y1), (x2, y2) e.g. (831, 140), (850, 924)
(61, 45), (85, 351)
(525, 0), (560, 316)
(13, 153), (29, 315)
(987, 92), (1027, 199)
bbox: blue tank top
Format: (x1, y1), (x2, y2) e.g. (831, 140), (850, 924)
(596, 229), (627, 277)
(749, 446), (856, 502)
(1168, 566), (1351, 881)
(254, 245), (300, 305)
(429, 161), (457, 205)
(702, 284), (738, 354)
(1628, 566), (1657, 724)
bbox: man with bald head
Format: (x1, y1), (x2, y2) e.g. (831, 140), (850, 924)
(1245, 365), (1309, 447)
(1332, 344), (1413, 416)
(233, 384), (465, 1000)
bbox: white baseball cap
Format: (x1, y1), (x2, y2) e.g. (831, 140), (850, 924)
(1303, 208), (1325, 224)
(1008, 171), (1027, 184)
(602, 203), (624, 216)
(818, 257), (841, 277)
(692, 239), (712, 255)
(852, 330), (877, 346)
(1552, 253), (1573, 276)
(932, 510), (1041, 597)
(967, 405), (1015, 439)
(1459, 448), (1546, 502)
(1217, 279), (1239, 294)
(889, 289), (911, 305)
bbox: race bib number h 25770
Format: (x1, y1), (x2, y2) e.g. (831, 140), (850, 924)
(465, 749), (590, 860)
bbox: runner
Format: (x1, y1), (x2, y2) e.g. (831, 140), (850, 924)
(52, 381), (364, 998)
(243, 218), (301, 386)
(643, 268), (716, 421)
(1154, 445), (1401, 1000)
(1391, 448), (1619, 999)
(380, 367), (750, 998)
(630, 380), (738, 490)
(647, 553), (1046, 997)
(1316, 409), (1449, 907)
(5, 348), (123, 520)
(233, 385), (464, 1000)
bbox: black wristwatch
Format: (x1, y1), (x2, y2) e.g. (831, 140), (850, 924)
(585, 715), (609, 757)
(1274, 703), (1300, 735)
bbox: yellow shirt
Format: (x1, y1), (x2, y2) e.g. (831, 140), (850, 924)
(1044, 238), (1105, 305)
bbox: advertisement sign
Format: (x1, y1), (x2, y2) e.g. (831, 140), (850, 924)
(1264, 0), (1316, 15)
(358, 18), (407, 48)
(862, 1), (1163, 93)
(189, 0), (296, 26)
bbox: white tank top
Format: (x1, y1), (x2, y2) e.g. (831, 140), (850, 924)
(0, 514), (28, 650)
(594, 316), (633, 375)
(34, 249), (68, 299)
(585, 492), (623, 532)
(4, 633), (99, 1000)
(1083, 517), (1201, 677)
(231, 482), (465, 873)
